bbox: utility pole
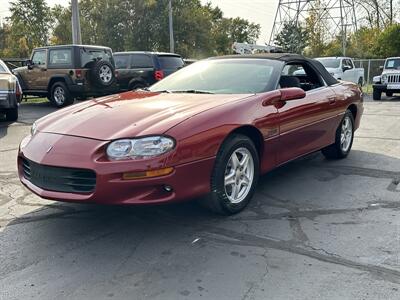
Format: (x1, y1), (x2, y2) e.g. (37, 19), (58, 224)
(71, 0), (82, 44)
(169, 0), (174, 53)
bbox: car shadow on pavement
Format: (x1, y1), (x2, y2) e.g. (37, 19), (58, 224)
(3, 149), (400, 232)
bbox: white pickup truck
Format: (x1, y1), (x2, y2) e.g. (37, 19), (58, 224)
(316, 57), (364, 86)
(372, 57), (400, 100)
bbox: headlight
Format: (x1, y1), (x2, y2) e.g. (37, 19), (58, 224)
(373, 76), (381, 83)
(31, 122), (37, 135)
(381, 74), (388, 82)
(106, 136), (175, 160)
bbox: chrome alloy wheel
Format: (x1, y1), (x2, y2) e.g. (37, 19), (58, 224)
(99, 65), (112, 83)
(224, 147), (255, 204)
(340, 115), (353, 152)
(54, 86), (65, 105)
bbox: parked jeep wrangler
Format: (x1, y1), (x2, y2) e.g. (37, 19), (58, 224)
(13, 45), (117, 107)
(373, 57), (400, 101)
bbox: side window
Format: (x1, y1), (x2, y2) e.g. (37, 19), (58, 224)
(280, 63), (324, 91)
(343, 59), (353, 70)
(130, 54), (153, 68)
(31, 50), (46, 66)
(49, 49), (72, 67)
(348, 59), (354, 69)
(114, 55), (130, 69)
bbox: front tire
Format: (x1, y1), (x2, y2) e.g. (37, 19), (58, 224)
(5, 107), (18, 122)
(386, 92), (393, 97)
(50, 82), (74, 108)
(373, 89), (382, 101)
(321, 110), (354, 159)
(202, 134), (259, 215)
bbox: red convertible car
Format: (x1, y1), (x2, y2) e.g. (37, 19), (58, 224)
(18, 54), (363, 214)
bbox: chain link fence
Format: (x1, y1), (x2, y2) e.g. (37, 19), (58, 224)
(353, 59), (385, 93)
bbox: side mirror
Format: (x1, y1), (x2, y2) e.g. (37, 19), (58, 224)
(26, 59), (33, 69)
(262, 88), (306, 106)
(280, 87), (306, 101)
(342, 66), (351, 72)
(379, 66), (384, 71)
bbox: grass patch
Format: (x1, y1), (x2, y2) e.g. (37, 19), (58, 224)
(362, 84), (373, 94)
(22, 97), (48, 104)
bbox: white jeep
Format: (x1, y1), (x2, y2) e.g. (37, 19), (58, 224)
(373, 57), (400, 100)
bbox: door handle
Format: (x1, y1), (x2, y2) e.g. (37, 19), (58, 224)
(328, 96), (336, 104)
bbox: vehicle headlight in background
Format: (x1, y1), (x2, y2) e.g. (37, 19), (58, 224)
(31, 122), (37, 136)
(381, 74), (388, 82)
(106, 136), (175, 160)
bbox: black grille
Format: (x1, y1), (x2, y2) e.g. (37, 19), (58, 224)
(22, 158), (96, 193)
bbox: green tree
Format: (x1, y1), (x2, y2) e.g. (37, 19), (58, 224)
(51, 0), (260, 58)
(304, 0), (328, 57)
(275, 21), (309, 54)
(375, 23), (400, 57)
(8, 0), (52, 55)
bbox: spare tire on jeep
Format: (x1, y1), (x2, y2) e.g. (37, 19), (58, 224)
(90, 60), (115, 87)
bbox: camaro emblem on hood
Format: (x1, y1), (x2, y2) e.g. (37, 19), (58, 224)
(46, 146), (53, 153)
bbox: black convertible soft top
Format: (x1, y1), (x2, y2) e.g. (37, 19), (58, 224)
(212, 53), (339, 86)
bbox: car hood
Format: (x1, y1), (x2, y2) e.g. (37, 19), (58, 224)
(37, 91), (252, 140)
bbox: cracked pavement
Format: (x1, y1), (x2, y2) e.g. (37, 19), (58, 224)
(0, 96), (400, 299)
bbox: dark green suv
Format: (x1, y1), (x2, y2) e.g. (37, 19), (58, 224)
(13, 45), (117, 107)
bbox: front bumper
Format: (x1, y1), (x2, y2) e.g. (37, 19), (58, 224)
(18, 132), (215, 205)
(373, 84), (400, 93)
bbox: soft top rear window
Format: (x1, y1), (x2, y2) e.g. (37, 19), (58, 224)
(80, 48), (114, 68)
(158, 56), (184, 69)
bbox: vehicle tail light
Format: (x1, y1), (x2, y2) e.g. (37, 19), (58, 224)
(75, 69), (82, 78)
(15, 82), (21, 98)
(154, 70), (164, 81)
(115, 70), (119, 78)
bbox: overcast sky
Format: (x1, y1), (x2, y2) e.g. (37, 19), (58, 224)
(0, 0), (278, 44)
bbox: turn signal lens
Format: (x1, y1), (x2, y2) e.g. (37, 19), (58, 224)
(122, 167), (174, 180)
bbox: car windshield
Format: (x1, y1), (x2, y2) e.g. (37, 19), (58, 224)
(149, 59), (282, 94)
(317, 58), (341, 69)
(385, 59), (400, 70)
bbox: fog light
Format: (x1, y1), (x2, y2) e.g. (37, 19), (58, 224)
(164, 185), (173, 192)
(122, 167), (174, 180)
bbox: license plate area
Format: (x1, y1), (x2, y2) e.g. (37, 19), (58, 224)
(387, 84), (400, 90)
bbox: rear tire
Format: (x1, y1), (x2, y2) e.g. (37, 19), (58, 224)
(201, 134), (259, 215)
(373, 89), (381, 101)
(358, 77), (363, 87)
(5, 107), (18, 122)
(91, 60), (115, 87)
(321, 110), (354, 160)
(50, 82), (74, 108)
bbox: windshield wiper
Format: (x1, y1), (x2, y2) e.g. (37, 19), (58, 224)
(171, 90), (214, 94)
(138, 88), (171, 93)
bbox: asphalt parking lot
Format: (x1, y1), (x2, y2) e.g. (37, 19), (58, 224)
(1, 94), (400, 300)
